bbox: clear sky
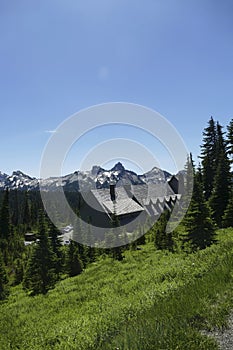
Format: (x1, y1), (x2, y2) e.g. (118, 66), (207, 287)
(0, 0), (233, 177)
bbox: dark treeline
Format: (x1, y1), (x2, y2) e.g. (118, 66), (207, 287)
(0, 190), (85, 231)
(0, 117), (233, 299)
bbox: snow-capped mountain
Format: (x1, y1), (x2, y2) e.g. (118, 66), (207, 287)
(0, 171), (9, 188)
(139, 166), (171, 184)
(0, 163), (172, 192)
(0, 171), (39, 191)
(94, 162), (145, 189)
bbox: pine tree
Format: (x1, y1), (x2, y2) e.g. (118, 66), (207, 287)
(22, 192), (31, 231)
(209, 123), (231, 227)
(48, 220), (63, 275)
(183, 168), (215, 250)
(72, 211), (89, 267)
(136, 224), (146, 245)
(181, 154), (194, 212)
(110, 206), (123, 261)
(185, 153), (195, 199)
(154, 210), (173, 251)
(23, 212), (57, 295)
(200, 117), (217, 200)
(129, 230), (138, 251)
(13, 258), (24, 285)
(0, 189), (10, 241)
(222, 191), (233, 227)
(11, 190), (19, 227)
(30, 192), (41, 229)
(0, 252), (8, 300)
(0, 189), (12, 264)
(168, 154), (194, 233)
(215, 122), (228, 161)
(226, 118), (233, 164)
(85, 223), (96, 264)
(111, 233), (124, 261)
(66, 240), (83, 277)
(10, 227), (25, 262)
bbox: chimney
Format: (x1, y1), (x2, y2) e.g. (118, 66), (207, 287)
(110, 180), (116, 201)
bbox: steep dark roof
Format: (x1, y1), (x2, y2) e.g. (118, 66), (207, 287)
(89, 182), (179, 219)
(91, 187), (144, 216)
(131, 183), (174, 205)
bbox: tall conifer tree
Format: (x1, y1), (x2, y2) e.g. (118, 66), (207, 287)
(110, 205), (123, 261)
(0, 189), (10, 241)
(154, 210), (173, 251)
(0, 189), (11, 263)
(11, 190), (19, 227)
(85, 223), (96, 264)
(22, 192), (31, 231)
(23, 211), (57, 295)
(48, 220), (63, 275)
(226, 118), (233, 164)
(209, 123), (231, 226)
(0, 252), (8, 300)
(200, 117), (217, 200)
(183, 167), (215, 250)
(223, 191), (233, 227)
(66, 240), (83, 277)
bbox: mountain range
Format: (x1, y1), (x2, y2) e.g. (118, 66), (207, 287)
(0, 162), (172, 192)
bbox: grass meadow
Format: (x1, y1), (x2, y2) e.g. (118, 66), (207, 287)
(1, 228), (233, 349)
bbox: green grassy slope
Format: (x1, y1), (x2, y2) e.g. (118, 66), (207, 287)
(1, 229), (233, 350)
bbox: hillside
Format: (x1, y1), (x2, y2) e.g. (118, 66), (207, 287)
(1, 228), (233, 350)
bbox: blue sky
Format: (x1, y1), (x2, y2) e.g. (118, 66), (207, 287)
(0, 0), (233, 177)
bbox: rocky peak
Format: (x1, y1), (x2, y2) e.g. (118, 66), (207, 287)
(111, 162), (125, 172)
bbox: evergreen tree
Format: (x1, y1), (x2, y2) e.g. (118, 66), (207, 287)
(85, 223), (96, 264)
(73, 211), (89, 267)
(129, 230), (138, 251)
(183, 168), (215, 250)
(215, 121), (226, 154)
(200, 117), (217, 200)
(0, 189), (12, 263)
(182, 153), (194, 211)
(0, 252), (8, 300)
(168, 154), (194, 233)
(110, 206), (123, 261)
(111, 233), (124, 261)
(222, 191), (233, 227)
(48, 220), (63, 275)
(226, 118), (233, 164)
(23, 212), (57, 295)
(66, 240), (83, 277)
(10, 228), (25, 262)
(0, 189), (10, 241)
(104, 228), (124, 260)
(11, 190), (19, 227)
(29, 192), (41, 229)
(13, 257), (24, 286)
(185, 153), (195, 199)
(154, 210), (173, 251)
(136, 224), (146, 245)
(22, 192), (31, 231)
(209, 123), (231, 227)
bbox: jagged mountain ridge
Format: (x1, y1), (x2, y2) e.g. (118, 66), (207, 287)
(0, 162), (172, 192)
(0, 171), (39, 191)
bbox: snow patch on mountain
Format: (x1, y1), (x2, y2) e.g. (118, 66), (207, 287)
(0, 162), (172, 191)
